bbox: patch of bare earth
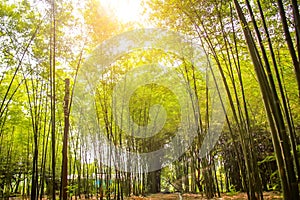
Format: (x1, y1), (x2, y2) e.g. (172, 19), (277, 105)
(126, 191), (282, 200)
(8, 192), (282, 200)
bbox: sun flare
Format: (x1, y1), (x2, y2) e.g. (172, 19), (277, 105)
(99, 0), (143, 23)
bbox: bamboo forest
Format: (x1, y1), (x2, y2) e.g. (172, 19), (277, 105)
(1, 0), (300, 199)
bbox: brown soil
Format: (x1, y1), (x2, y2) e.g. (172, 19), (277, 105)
(8, 192), (282, 200)
(126, 191), (282, 200)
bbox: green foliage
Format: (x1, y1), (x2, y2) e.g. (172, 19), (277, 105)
(226, 185), (238, 196)
(258, 155), (276, 166)
(66, 184), (78, 197)
(296, 145), (300, 156)
(269, 171), (280, 191)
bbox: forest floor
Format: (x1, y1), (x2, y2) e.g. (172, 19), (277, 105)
(7, 192), (282, 200)
(126, 191), (282, 200)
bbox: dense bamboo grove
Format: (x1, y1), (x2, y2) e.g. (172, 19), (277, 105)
(0, 0), (300, 200)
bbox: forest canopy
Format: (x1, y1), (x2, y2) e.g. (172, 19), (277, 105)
(0, 0), (300, 200)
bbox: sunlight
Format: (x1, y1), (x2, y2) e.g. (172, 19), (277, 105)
(99, 0), (142, 23)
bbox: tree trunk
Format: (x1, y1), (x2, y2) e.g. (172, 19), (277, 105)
(60, 78), (70, 200)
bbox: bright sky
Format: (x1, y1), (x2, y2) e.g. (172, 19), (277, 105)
(99, 0), (143, 23)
